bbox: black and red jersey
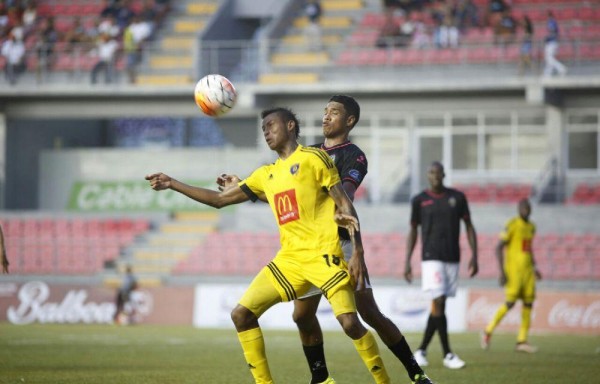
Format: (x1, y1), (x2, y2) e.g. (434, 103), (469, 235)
(410, 187), (471, 263)
(311, 141), (368, 240)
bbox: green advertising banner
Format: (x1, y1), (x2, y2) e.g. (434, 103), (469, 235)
(68, 181), (218, 211)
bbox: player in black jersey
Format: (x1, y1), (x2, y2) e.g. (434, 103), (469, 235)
(218, 95), (433, 384)
(404, 161), (479, 370)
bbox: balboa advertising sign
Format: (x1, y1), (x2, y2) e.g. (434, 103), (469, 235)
(0, 282), (194, 325)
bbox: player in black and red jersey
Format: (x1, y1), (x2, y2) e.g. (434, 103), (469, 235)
(404, 161), (479, 370)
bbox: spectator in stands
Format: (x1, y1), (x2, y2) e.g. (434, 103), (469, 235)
(22, 1), (38, 37)
(64, 16), (89, 52)
(481, 198), (541, 353)
(123, 16), (152, 84)
(100, 0), (118, 19)
(91, 32), (119, 84)
(98, 15), (120, 38)
(0, 6), (9, 39)
(0, 223), (9, 274)
(439, 5), (459, 48)
(1, 31), (25, 85)
(113, 264), (138, 324)
(411, 14), (430, 49)
(543, 10), (566, 77)
(114, 0), (135, 32)
(35, 15), (58, 76)
(455, 0), (479, 31)
(376, 10), (410, 48)
(405, 161), (478, 370)
(494, 8), (516, 46)
(518, 15), (533, 75)
(139, 0), (158, 39)
(304, 0), (322, 51)
(486, 0), (507, 29)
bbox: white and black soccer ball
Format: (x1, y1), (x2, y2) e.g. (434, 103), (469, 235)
(194, 74), (237, 117)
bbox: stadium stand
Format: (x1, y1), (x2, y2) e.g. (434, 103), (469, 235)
(567, 183), (600, 205)
(172, 231), (600, 281)
(0, 217), (150, 275)
(457, 183), (533, 203)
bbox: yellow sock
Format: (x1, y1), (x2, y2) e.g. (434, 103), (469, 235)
(237, 328), (273, 384)
(485, 303), (509, 334)
(352, 330), (390, 384)
(517, 306), (532, 343)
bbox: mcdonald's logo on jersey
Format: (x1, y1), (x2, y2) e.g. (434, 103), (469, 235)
(275, 189), (300, 225)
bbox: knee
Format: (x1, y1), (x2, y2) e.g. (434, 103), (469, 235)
(292, 307), (316, 330)
(337, 313), (365, 339)
(231, 305), (257, 331)
(505, 301), (516, 310)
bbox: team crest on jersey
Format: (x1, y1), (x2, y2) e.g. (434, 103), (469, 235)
(448, 197), (457, 207)
(290, 163), (299, 175)
(330, 154), (336, 162)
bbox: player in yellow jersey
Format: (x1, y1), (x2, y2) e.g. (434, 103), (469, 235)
(481, 198), (542, 353)
(146, 107), (391, 384)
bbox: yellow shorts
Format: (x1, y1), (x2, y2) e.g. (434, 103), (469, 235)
(504, 268), (536, 304)
(239, 248), (356, 318)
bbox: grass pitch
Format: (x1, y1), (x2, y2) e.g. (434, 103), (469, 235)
(1, 323), (599, 384)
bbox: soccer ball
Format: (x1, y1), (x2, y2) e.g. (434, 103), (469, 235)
(194, 74), (237, 117)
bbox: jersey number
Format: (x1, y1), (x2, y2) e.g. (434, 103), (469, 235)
(323, 254), (341, 267)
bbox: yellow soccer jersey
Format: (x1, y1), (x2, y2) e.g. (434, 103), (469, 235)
(499, 216), (536, 271)
(240, 144), (342, 253)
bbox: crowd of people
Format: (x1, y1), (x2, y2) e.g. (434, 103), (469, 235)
(375, 0), (567, 75)
(0, 0), (171, 85)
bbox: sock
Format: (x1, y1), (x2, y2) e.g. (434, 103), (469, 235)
(303, 343), (329, 384)
(389, 337), (424, 382)
(435, 314), (451, 356)
(485, 303), (510, 335)
(237, 328), (273, 384)
(419, 315), (436, 351)
(353, 331), (390, 384)
(517, 305), (532, 344)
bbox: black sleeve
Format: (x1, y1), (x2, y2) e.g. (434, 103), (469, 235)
(338, 148), (368, 188)
(240, 184), (259, 202)
(410, 195), (420, 225)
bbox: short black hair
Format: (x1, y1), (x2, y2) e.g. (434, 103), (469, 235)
(329, 95), (360, 127)
(430, 161), (445, 173)
(261, 107), (300, 138)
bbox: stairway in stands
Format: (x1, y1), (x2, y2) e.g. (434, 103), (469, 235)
(259, 0), (375, 85)
(105, 211), (220, 286)
(137, 1), (220, 86)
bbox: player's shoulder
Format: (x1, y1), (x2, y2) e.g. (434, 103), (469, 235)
(505, 216), (519, 228)
(411, 190), (429, 202)
(446, 187), (468, 200)
(299, 145), (335, 168)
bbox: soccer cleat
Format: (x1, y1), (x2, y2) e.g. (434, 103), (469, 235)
(515, 342), (538, 353)
(480, 331), (491, 350)
(443, 353), (466, 369)
(315, 377), (336, 384)
(413, 349), (428, 367)
(412, 373), (434, 384)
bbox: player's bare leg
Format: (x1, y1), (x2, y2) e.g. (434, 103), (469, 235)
(293, 295), (332, 384)
(356, 288), (431, 382)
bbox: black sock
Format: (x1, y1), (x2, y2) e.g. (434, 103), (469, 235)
(435, 314), (451, 356)
(419, 314), (437, 351)
(303, 343), (329, 384)
(389, 337), (424, 381)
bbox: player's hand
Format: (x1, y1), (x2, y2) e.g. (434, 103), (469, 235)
(499, 272), (507, 286)
(535, 268), (542, 281)
(468, 257), (479, 278)
(334, 212), (359, 237)
(145, 173), (173, 191)
(216, 174), (241, 192)
(404, 263), (413, 284)
(1, 258), (9, 274)
(348, 250), (369, 291)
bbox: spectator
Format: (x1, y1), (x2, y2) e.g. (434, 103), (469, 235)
(518, 15), (533, 74)
(113, 264), (138, 324)
(0, 6), (9, 39)
(64, 16), (89, 52)
(543, 10), (566, 76)
(139, 0), (158, 38)
(495, 8), (516, 46)
(100, 0), (118, 19)
(114, 0), (135, 31)
(411, 15), (430, 49)
(123, 18), (147, 83)
(0, 223), (9, 274)
(486, 0), (507, 28)
(35, 16), (58, 76)
(304, 0), (322, 51)
(98, 15), (120, 38)
(456, 0), (479, 31)
(376, 10), (408, 48)
(91, 33), (119, 84)
(1, 31), (26, 85)
(439, 5), (459, 48)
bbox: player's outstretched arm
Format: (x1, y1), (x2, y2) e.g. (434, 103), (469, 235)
(0, 225), (9, 274)
(216, 173), (267, 202)
(146, 172), (250, 208)
(329, 183), (369, 291)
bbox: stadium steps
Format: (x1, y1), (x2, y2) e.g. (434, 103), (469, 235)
(137, 0), (221, 85)
(258, 72), (320, 84)
(108, 211), (221, 283)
